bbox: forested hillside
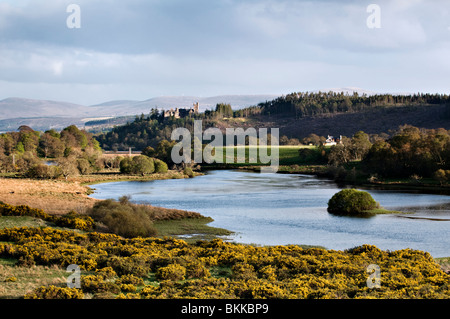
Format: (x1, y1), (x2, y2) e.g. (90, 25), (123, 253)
(95, 104), (232, 151)
(250, 92), (450, 119)
(96, 92), (450, 151)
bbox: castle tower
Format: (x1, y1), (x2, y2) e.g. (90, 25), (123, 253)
(193, 102), (199, 113)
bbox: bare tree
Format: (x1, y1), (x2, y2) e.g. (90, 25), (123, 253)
(57, 157), (79, 180)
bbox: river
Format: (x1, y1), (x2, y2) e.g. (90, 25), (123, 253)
(89, 170), (450, 257)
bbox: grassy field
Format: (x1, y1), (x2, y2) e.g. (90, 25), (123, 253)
(0, 216), (49, 229)
(0, 260), (68, 299)
(205, 145), (312, 167)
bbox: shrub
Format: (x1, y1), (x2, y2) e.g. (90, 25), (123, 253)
(95, 267), (117, 280)
(55, 211), (95, 231)
(232, 263), (257, 281)
(132, 155), (155, 175)
(25, 164), (61, 179)
(155, 264), (186, 281)
(186, 261), (211, 279)
(141, 146), (155, 157)
(119, 157), (133, 174)
(117, 274), (144, 286)
(120, 155), (155, 175)
(24, 285), (84, 299)
(120, 284), (137, 293)
(434, 169), (450, 185)
(76, 158), (92, 175)
(327, 189), (379, 216)
(89, 199), (157, 238)
(1, 226), (449, 299)
(154, 158), (168, 173)
(105, 255), (150, 277)
(81, 275), (120, 294)
(0, 202), (93, 231)
(183, 167), (194, 178)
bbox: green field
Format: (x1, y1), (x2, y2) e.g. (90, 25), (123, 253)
(209, 145), (313, 166)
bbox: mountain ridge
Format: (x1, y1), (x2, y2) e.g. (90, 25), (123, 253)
(0, 88), (418, 132)
(0, 94), (281, 121)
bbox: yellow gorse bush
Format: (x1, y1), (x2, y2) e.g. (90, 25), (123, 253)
(0, 227), (448, 299)
(0, 202), (95, 231)
(24, 285), (84, 299)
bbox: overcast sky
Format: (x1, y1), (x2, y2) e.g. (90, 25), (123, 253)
(0, 0), (449, 105)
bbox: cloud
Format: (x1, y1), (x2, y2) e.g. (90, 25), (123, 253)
(0, 0), (449, 104)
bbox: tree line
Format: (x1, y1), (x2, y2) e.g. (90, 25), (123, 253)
(301, 125), (450, 183)
(238, 92), (450, 119)
(363, 126), (450, 180)
(0, 125), (103, 179)
(96, 115), (203, 151)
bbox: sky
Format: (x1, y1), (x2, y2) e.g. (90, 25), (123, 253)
(0, 0), (449, 105)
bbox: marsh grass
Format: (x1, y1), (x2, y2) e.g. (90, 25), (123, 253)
(435, 257), (450, 273)
(0, 177), (96, 215)
(0, 171), (187, 216)
(0, 216), (49, 229)
(363, 208), (411, 215)
(153, 217), (233, 242)
(0, 262), (68, 299)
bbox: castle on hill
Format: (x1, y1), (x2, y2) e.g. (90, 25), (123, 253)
(163, 102), (199, 119)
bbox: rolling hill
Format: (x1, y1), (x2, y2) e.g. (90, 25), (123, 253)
(0, 95), (278, 132)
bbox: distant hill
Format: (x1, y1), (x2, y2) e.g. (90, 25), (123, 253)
(0, 95), (278, 131)
(90, 95), (279, 114)
(2, 89), (447, 137)
(253, 104), (450, 139)
(0, 98), (92, 120)
(95, 91), (450, 151)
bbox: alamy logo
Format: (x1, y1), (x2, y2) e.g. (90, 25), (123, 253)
(66, 4), (81, 29)
(171, 120), (279, 173)
(366, 4), (381, 29)
(66, 264), (81, 288)
(366, 264), (381, 288)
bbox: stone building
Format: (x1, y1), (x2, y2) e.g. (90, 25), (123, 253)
(163, 102), (199, 119)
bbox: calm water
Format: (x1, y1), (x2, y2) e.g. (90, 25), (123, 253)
(90, 170), (450, 257)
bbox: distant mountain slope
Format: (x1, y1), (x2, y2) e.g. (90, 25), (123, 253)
(0, 95), (279, 120)
(0, 95), (279, 131)
(2, 90), (445, 135)
(90, 95), (279, 115)
(0, 98), (92, 120)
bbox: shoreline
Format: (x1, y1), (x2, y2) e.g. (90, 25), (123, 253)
(1, 169), (449, 273)
(201, 164), (450, 195)
(0, 169), (231, 241)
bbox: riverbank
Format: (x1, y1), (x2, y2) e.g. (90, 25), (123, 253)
(0, 170), (192, 215)
(203, 163), (450, 195)
(1, 169), (449, 297)
(0, 169), (230, 240)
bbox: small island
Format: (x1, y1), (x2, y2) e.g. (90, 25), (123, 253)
(327, 189), (404, 217)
